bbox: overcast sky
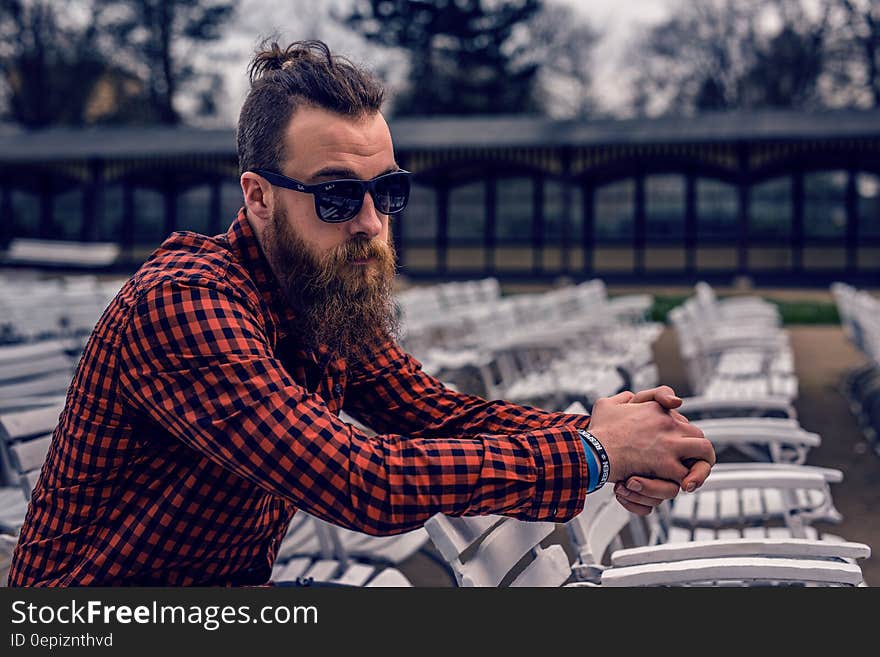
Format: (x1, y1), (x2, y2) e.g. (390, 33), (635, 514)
(201, 0), (675, 126)
(560, 0), (673, 112)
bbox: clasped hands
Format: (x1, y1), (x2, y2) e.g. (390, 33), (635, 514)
(586, 385), (715, 517)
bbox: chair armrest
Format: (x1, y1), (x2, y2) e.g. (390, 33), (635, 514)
(698, 468), (830, 493)
(599, 556), (865, 586)
(710, 462), (843, 483)
(698, 426), (821, 449)
(678, 395), (796, 419)
(692, 417), (801, 431)
(610, 538), (871, 567)
(698, 335), (788, 358)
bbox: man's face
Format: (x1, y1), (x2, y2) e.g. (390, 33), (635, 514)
(274, 104), (396, 258)
(258, 105), (400, 356)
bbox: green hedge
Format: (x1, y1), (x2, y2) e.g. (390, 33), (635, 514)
(647, 295), (840, 325)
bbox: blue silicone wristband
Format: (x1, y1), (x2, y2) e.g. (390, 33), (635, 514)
(581, 435), (600, 493)
(578, 429), (610, 491)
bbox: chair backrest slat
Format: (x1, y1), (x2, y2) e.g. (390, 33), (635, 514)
(0, 372), (72, 400)
(0, 403), (63, 489)
(8, 434), (53, 474)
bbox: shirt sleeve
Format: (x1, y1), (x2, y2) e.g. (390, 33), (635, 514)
(116, 278), (588, 536)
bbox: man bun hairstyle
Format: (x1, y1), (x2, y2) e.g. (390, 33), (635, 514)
(237, 39), (385, 175)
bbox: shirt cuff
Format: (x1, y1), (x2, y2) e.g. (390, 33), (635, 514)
(525, 426), (588, 522)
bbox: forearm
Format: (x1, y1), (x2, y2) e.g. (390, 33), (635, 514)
(336, 424), (588, 534)
(343, 346), (592, 437)
(125, 384), (588, 535)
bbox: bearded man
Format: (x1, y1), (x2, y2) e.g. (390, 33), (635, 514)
(8, 40), (713, 586)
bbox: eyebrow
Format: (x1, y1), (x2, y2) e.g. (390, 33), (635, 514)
(308, 164), (401, 183)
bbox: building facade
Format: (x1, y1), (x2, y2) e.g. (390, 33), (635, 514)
(1, 109), (879, 284)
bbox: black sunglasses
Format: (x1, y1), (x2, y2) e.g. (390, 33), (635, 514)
(251, 168), (412, 223)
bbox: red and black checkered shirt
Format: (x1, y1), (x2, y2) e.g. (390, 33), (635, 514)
(8, 209), (589, 586)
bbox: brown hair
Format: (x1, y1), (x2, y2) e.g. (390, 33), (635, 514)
(236, 39), (385, 175)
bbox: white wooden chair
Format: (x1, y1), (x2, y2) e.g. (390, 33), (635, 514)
(418, 483), (868, 587)
(669, 297), (796, 402)
(270, 512), (414, 587)
(600, 553), (866, 586)
(560, 403), (860, 576)
(678, 394), (796, 420)
(422, 512), (571, 587)
(656, 465), (846, 543)
(566, 485), (869, 587)
(0, 339), (77, 414)
(0, 402), (64, 534)
(691, 417), (821, 464)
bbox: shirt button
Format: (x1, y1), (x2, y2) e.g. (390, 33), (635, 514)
(333, 383), (344, 396)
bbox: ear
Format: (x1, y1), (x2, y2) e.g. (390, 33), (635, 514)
(241, 172), (274, 227)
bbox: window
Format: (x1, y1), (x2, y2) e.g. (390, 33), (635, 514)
(221, 181), (244, 225)
(495, 177), (532, 241)
(697, 179), (737, 241)
(804, 170), (847, 239)
(132, 188), (165, 246)
(177, 185), (212, 234)
(595, 180), (633, 241)
(51, 188), (83, 240)
(858, 173), (880, 239)
(98, 184), (124, 242)
(10, 190), (40, 238)
(448, 181), (485, 242)
(402, 182), (437, 241)
(646, 174), (684, 241)
(751, 177), (791, 239)
(543, 180), (582, 242)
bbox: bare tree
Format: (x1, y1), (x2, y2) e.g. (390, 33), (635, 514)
(836, 0), (880, 107)
(526, 2), (600, 119)
(0, 0), (239, 127)
(99, 0), (238, 125)
(627, 0), (834, 116)
(341, 0), (545, 116)
(0, 0), (116, 126)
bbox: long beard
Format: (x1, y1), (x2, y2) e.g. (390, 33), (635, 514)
(261, 206), (399, 360)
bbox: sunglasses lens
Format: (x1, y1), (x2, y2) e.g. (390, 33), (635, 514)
(316, 180), (364, 222)
(373, 173), (410, 214)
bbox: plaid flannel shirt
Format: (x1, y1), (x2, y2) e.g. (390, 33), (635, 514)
(8, 209), (588, 586)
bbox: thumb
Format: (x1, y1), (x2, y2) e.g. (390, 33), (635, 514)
(681, 459), (712, 493)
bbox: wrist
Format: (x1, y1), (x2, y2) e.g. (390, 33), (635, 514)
(577, 429), (610, 492)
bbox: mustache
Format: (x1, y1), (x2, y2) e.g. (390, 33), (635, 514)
(339, 237), (391, 262)
(309, 237), (394, 287)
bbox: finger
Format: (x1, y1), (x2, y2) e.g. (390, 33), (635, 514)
(629, 387), (660, 404)
(620, 476), (680, 502)
(606, 390), (635, 404)
(676, 422), (707, 439)
(675, 436), (716, 466)
(669, 409), (689, 423)
(614, 484), (668, 508)
(630, 386), (681, 409)
(656, 459), (690, 484)
(681, 459), (713, 493)
(615, 494), (654, 517)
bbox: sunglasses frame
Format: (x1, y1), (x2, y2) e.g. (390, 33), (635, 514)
(250, 168), (412, 223)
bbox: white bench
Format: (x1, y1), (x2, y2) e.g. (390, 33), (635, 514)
(5, 239), (120, 268)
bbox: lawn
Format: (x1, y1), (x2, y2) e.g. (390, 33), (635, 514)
(647, 295), (840, 325)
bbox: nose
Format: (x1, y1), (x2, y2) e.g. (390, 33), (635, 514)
(347, 190), (384, 239)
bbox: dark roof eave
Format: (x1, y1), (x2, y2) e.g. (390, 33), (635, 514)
(1, 109), (879, 162)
